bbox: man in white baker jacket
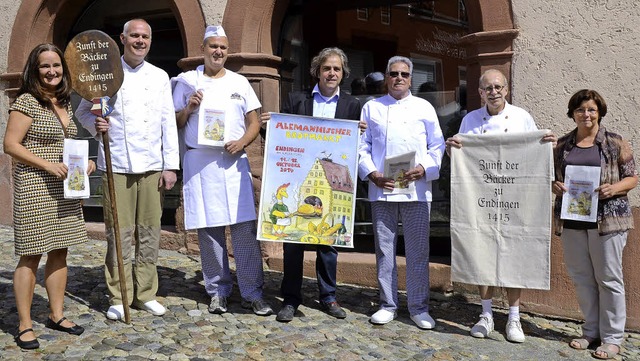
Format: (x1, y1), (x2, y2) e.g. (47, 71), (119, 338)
(171, 25), (272, 316)
(358, 56), (445, 330)
(76, 18), (180, 320)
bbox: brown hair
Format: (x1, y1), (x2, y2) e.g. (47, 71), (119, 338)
(18, 43), (72, 108)
(567, 89), (607, 123)
(309, 47), (350, 82)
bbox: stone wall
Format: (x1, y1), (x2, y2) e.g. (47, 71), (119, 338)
(0, 1), (20, 149)
(510, 0), (640, 330)
(511, 0), (640, 204)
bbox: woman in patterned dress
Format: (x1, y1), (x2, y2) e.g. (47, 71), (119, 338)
(3, 44), (96, 349)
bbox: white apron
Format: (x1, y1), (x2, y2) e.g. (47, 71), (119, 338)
(183, 148), (256, 229)
(172, 67), (260, 230)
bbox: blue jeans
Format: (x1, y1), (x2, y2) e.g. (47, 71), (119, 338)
(280, 243), (338, 307)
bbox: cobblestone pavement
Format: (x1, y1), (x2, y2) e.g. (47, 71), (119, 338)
(1, 225), (638, 360)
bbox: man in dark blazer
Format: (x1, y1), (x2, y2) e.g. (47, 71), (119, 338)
(262, 47), (362, 322)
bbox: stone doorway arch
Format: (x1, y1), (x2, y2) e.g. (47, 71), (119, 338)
(1, 0), (206, 94)
(0, 0), (206, 225)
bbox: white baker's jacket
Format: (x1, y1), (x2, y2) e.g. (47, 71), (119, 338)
(358, 93), (445, 202)
(75, 58), (180, 173)
(458, 102), (538, 134)
(171, 67), (261, 229)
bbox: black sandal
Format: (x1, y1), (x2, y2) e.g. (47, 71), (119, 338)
(15, 328), (39, 349)
(45, 316), (85, 335)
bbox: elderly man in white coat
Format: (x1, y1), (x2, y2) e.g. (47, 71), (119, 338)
(171, 25), (272, 316)
(359, 56), (445, 329)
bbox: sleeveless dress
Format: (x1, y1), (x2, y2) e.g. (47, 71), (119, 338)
(9, 93), (88, 256)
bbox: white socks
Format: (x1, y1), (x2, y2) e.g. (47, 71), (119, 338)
(481, 299), (493, 318)
(480, 299), (520, 320)
(508, 306), (520, 321)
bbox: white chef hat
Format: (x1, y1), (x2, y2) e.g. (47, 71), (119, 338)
(204, 25), (226, 40)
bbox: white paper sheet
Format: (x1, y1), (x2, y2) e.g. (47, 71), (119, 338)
(63, 139), (90, 199)
(383, 151), (416, 195)
(560, 165), (600, 222)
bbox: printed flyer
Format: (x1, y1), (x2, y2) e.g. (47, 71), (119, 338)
(63, 139), (90, 199)
(383, 151), (416, 195)
(198, 108), (225, 147)
(560, 165), (600, 222)
(257, 113), (360, 248)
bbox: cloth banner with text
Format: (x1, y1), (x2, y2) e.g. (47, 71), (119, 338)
(257, 113), (360, 248)
(450, 130), (553, 290)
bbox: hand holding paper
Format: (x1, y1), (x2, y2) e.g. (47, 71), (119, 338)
(63, 139), (91, 199)
(45, 162), (68, 180)
(368, 171), (394, 191)
(560, 165), (600, 222)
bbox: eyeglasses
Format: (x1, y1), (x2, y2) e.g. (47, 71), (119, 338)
(388, 71), (411, 79)
(481, 85), (505, 93)
(574, 108), (598, 115)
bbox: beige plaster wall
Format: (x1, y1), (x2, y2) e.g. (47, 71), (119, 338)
(200, 0), (227, 26)
(511, 0), (640, 205)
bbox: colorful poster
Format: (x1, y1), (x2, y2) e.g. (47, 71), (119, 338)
(258, 113), (360, 248)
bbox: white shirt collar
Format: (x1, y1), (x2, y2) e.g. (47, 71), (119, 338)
(312, 84), (340, 102)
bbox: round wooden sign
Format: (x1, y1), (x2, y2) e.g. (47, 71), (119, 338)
(64, 30), (124, 100)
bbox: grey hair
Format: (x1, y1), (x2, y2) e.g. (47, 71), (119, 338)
(123, 19), (152, 37)
(309, 47), (350, 81)
(386, 56), (413, 74)
(479, 69), (508, 87)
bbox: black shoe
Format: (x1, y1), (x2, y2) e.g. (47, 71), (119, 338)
(320, 301), (347, 319)
(276, 305), (296, 322)
(45, 317), (84, 335)
(15, 328), (39, 349)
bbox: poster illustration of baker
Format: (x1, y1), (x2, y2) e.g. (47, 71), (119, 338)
(258, 113), (360, 248)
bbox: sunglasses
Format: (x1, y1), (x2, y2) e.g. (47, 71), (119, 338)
(388, 71), (411, 79)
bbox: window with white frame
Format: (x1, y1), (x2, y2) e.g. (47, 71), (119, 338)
(458, 66), (467, 86)
(381, 6), (390, 25)
(410, 59), (437, 95)
(357, 8), (369, 21)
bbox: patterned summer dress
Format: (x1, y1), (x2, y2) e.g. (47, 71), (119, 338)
(10, 93), (88, 256)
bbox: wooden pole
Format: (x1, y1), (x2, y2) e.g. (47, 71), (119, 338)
(102, 130), (131, 324)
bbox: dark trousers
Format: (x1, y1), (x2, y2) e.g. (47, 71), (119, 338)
(280, 243), (338, 307)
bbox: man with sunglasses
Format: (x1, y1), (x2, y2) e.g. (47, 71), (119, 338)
(358, 56), (445, 329)
(445, 69), (555, 343)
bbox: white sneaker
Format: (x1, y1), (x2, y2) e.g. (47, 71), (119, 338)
(106, 305), (124, 320)
(370, 309), (397, 324)
(470, 314), (494, 338)
(208, 296), (228, 314)
(410, 312), (436, 330)
(142, 300), (166, 316)
(506, 318), (525, 343)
